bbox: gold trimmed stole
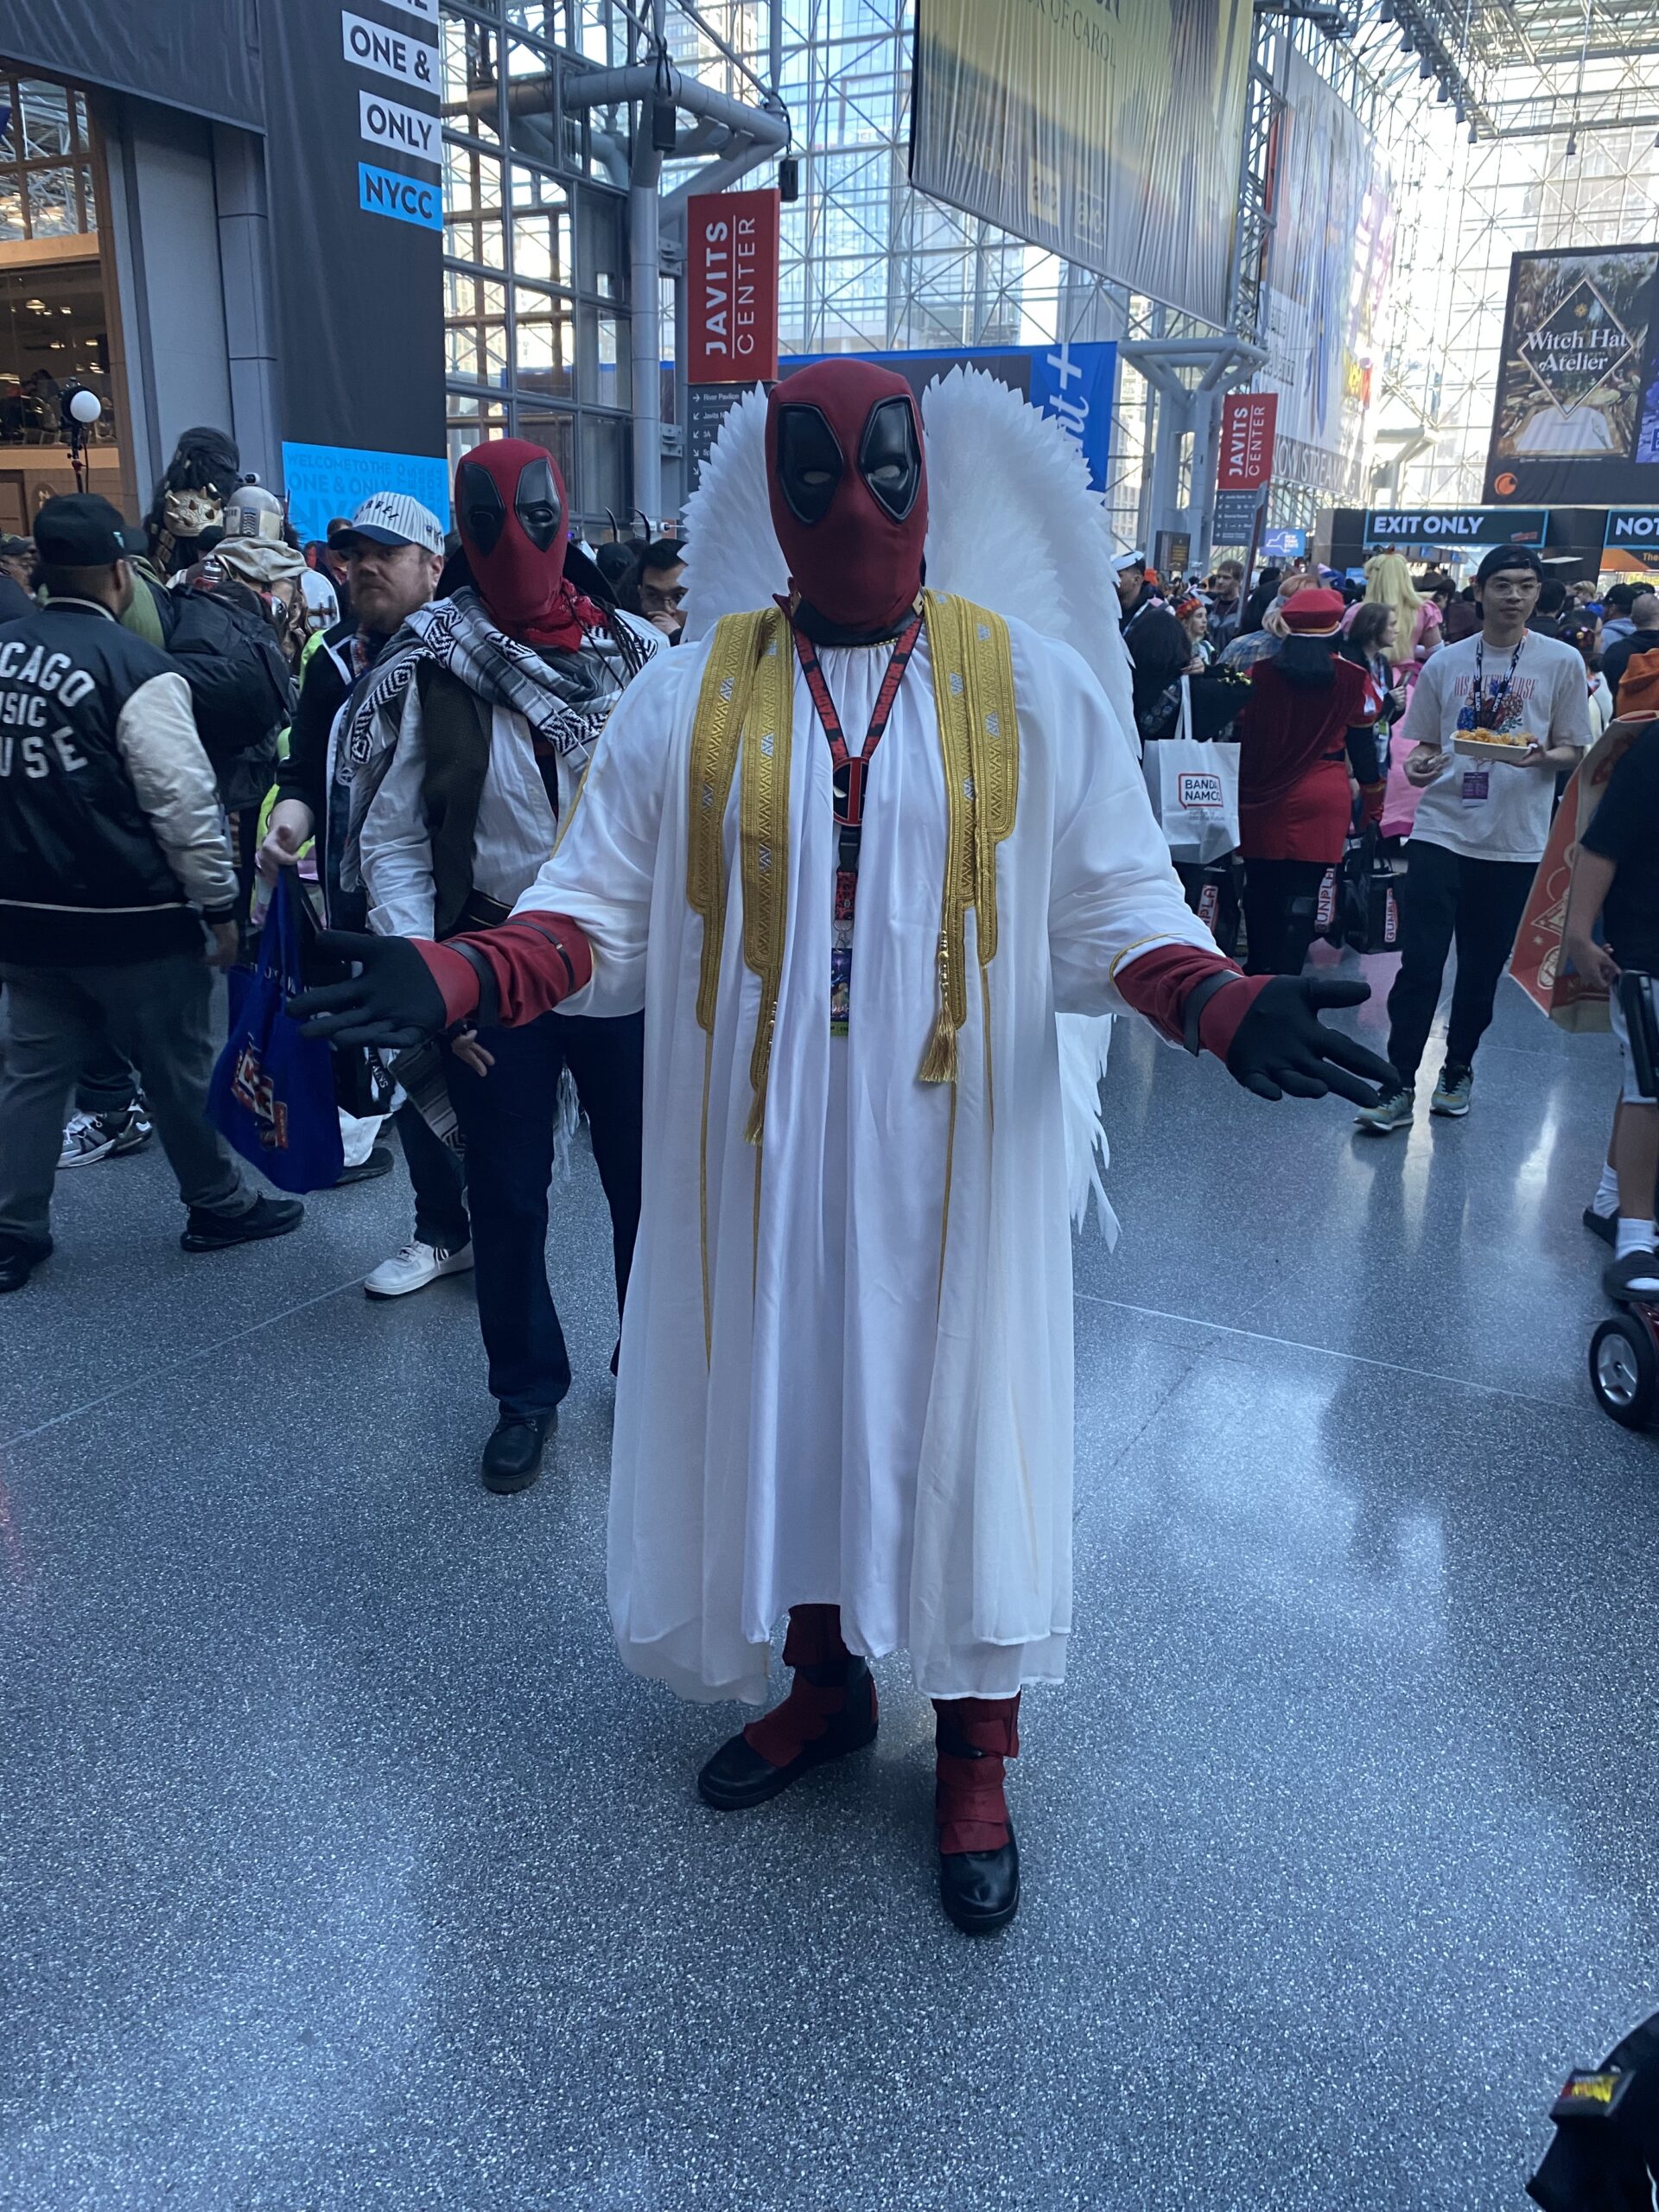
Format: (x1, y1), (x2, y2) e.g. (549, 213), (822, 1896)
(683, 593), (1020, 1126)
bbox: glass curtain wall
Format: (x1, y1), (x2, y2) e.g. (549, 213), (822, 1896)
(439, 2), (634, 528)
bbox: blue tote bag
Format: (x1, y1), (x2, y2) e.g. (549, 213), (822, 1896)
(207, 872), (344, 1193)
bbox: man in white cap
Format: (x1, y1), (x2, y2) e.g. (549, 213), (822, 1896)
(1113, 548), (1160, 633)
(259, 491), (469, 1292)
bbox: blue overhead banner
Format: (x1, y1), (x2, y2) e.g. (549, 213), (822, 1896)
(779, 341), (1119, 496)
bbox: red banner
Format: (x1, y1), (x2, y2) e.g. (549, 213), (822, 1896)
(1217, 392), (1278, 491)
(686, 188), (780, 385)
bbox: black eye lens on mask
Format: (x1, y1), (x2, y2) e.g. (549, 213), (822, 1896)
(513, 456), (563, 551)
(777, 405), (844, 524)
(458, 461), (506, 556)
(858, 397), (921, 523)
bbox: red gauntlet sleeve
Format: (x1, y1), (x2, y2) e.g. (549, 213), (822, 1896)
(413, 912), (595, 1030)
(1113, 942), (1274, 1058)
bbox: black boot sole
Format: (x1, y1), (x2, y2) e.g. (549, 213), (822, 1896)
(480, 1421), (553, 1494)
(696, 1710), (878, 1811)
(180, 1208), (303, 1253)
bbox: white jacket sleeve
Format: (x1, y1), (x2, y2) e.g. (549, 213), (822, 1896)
(114, 671), (238, 913)
(359, 681), (438, 939)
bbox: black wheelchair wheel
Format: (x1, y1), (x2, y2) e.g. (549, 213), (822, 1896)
(1590, 1313), (1659, 1429)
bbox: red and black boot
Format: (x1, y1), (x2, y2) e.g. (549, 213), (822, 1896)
(696, 1604), (879, 1810)
(934, 1694), (1020, 1935)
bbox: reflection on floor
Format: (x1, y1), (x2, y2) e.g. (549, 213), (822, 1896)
(1, 944), (1653, 2212)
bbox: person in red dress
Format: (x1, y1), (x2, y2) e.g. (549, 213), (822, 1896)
(1237, 588), (1383, 975)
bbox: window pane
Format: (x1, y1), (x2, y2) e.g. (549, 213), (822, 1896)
(580, 304), (629, 409)
(577, 192), (624, 301)
(448, 396), (508, 472)
(512, 207), (569, 286)
(20, 80), (73, 160)
(442, 13), (500, 142)
(27, 168), (79, 238)
(579, 413), (628, 518)
(518, 410), (575, 494)
(512, 286), (575, 396)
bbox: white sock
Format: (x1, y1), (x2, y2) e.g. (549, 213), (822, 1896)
(1593, 1165), (1620, 1215)
(1616, 1217), (1657, 1260)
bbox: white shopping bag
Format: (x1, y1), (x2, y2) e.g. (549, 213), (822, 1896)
(1141, 677), (1241, 864)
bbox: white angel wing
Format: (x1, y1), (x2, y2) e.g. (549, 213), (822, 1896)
(679, 385), (786, 640)
(923, 365), (1133, 1238)
(921, 365), (1139, 746)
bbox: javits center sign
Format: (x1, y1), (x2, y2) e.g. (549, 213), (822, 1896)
(1484, 245), (1659, 505)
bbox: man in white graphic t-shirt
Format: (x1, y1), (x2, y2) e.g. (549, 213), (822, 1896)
(1357, 543), (1591, 1131)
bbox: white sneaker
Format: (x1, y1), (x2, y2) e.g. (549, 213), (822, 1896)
(363, 1238), (474, 1300)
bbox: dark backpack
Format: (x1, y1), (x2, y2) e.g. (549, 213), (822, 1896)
(152, 574), (296, 809)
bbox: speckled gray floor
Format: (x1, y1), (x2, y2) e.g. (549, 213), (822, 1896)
(2, 943), (1655, 2212)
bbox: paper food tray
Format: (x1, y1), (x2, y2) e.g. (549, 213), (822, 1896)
(1452, 734), (1532, 764)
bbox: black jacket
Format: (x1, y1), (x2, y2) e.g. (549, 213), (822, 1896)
(148, 572), (296, 812)
(0, 598), (237, 966)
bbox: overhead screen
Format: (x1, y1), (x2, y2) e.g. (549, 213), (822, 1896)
(910, 0), (1253, 328)
(1484, 245), (1659, 505)
(1255, 48), (1394, 505)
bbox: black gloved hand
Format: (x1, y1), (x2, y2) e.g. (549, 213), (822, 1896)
(1225, 975), (1399, 1108)
(286, 930), (448, 1047)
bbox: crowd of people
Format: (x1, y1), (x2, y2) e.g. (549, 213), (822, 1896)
(1116, 537), (1659, 1300)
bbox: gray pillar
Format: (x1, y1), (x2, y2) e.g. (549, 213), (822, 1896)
(212, 125), (281, 490)
(630, 177), (663, 523)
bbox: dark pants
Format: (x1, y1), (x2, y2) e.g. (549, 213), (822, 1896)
(0, 953), (249, 1248)
(1243, 858), (1327, 976)
(446, 1009), (644, 1418)
(76, 1043), (140, 1116)
(1384, 837), (1535, 1084)
(395, 1095), (470, 1250)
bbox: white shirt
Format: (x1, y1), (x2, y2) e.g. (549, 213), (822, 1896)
(359, 681), (581, 938)
(1400, 629), (1590, 865)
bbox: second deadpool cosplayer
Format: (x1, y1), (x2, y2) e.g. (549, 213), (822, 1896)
(341, 438), (660, 1493)
(297, 363), (1398, 1934)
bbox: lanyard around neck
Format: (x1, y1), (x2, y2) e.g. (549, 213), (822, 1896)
(791, 613), (922, 866)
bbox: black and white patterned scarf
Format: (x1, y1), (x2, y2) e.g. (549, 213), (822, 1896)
(339, 585), (657, 890)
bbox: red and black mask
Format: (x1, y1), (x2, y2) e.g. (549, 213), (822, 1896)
(454, 436), (584, 645)
(766, 360), (926, 637)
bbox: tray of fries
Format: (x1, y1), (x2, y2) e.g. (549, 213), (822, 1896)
(1452, 728), (1533, 764)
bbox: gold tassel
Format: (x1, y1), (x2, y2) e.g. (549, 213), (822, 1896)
(738, 609), (793, 1144)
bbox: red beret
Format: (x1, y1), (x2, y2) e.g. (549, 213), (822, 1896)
(1281, 587), (1345, 636)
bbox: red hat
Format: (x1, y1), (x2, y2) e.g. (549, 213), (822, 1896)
(1281, 587), (1344, 636)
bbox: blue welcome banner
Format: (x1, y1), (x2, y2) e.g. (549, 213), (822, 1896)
(281, 440), (449, 543)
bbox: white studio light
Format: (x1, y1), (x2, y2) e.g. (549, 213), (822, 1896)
(67, 389), (101, 425)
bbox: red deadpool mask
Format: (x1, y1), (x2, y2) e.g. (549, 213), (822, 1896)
(454, 436), (571, 639)
(766, 360), (926, 635)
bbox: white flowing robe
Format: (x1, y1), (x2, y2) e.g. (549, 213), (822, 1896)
(517, 613), (1214, 1703)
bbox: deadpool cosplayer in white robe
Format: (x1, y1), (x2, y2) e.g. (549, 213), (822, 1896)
(518, 612), (1215, 1704)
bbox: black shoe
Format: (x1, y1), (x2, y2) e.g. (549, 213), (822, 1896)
(696, 1659), (878, 1810)
(1605, 1249), (1659, 1305)
(939, 1827), (1020, 1936)
(1584, 1205), (1618, 1248)
(335, 1142), (395, 1186)
(0, 1234), (49, 1294)
(480, 1408), (554, 1493)
(180, 1194), (304, 1252)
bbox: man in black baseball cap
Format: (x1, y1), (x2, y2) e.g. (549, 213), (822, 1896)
(0, 493), (303, 1289)
(31, 491), (149, 569)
